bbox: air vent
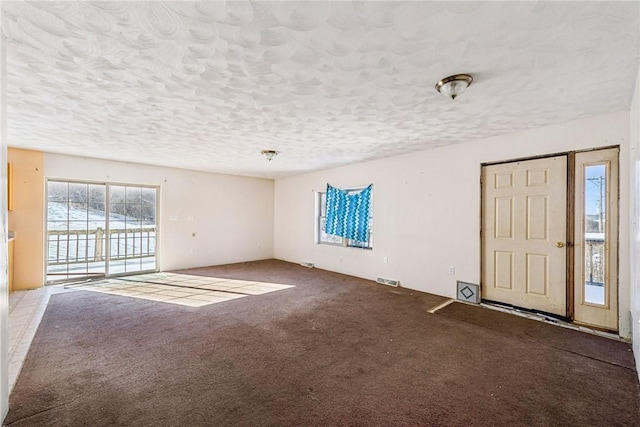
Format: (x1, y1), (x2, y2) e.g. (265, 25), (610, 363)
(376, 277), (399, 287)
(300, 262), (314, 268)
(457, 281), (480, 304)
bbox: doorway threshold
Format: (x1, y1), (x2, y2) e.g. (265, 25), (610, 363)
(478, 301), (626, 342)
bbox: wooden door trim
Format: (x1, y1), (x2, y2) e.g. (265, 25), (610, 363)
(566, 152), (575, 320)
(481, 145), (619, 168)
(480, 145), (619, 325)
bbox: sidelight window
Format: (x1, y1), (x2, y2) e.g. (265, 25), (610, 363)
(583, 164), (607, 306)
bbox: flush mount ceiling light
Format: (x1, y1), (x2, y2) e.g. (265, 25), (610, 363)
(435, 74), (473, 100)
(260, 149), (279, 161)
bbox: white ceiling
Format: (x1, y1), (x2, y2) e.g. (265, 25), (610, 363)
(3, 1), (639, 179)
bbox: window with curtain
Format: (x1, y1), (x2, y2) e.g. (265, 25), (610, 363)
(316, 184), (373, 249)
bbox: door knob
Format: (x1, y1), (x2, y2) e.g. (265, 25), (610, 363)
(555, 242), (565, 248)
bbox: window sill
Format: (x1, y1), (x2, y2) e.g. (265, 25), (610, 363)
(317, 242), (373, 250)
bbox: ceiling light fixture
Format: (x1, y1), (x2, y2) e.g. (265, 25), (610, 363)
(261, 149), (279, 161)
(435, 74), (473, 100)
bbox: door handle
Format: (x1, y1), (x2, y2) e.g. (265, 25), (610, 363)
(555, 242), (565, 248)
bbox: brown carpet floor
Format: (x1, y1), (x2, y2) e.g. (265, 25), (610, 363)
(5, 259), (640, 426)
(435, 300), (636, 370)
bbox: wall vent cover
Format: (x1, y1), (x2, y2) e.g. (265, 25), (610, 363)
(376, 277), (399, 287)
(457, 281), (480, 304)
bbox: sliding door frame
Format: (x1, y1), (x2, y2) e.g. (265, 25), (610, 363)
(45, 178), (160, 283)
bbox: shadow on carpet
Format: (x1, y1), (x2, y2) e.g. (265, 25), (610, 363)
(434, 301), (635, 370)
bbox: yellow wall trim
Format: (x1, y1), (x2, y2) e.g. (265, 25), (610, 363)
(7, 148), (44, 290)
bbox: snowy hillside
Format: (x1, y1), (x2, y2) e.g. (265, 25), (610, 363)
(47, 202), (155, 231)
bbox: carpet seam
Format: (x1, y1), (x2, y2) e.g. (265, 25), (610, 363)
(4, 396), (81, 426)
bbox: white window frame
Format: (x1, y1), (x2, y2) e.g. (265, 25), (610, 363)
(316, 187), (373, 249)
(45, 179), (159, 282)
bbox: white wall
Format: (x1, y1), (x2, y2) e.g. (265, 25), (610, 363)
(274, 110), (631, 336)
(0, 135), (8, 425)
(630, 54), (640, 378)
(45, 154), (274, 271)
(0, 144), (7, 426)
(1, 18), (9, 421)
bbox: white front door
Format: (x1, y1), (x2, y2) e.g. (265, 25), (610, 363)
(482, 155), (568, 316)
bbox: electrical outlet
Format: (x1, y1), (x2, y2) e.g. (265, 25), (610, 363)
(449, 266), (455, 275)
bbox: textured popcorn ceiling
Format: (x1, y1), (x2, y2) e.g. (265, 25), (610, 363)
(3, 1), (639, 178)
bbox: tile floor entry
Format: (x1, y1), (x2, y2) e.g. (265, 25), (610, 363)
(65, 272), (295, 307)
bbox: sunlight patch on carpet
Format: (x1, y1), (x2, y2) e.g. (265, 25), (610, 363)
(65, 272), (295, 307)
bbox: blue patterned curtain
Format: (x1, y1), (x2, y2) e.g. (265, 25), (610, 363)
(325, 184), (372, 242)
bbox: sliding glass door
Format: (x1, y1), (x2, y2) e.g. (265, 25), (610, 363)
(46, 181), (107, 281)
(46, 180), (158, 282)
(107, 185), (157, 275)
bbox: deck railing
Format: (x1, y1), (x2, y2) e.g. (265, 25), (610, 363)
(47, 227), (156, 266)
